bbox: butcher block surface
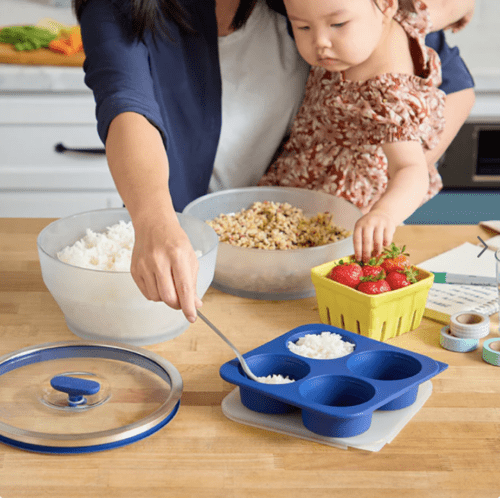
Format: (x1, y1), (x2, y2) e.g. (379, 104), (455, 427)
(0, 220), (500, 497)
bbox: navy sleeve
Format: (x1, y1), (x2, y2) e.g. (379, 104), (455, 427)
(80, 0), (167, 146)
(79, 0), (222, 211)
(425, 31), (475, 94)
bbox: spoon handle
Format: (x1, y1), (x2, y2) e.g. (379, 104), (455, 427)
(197, 311), (260, 382)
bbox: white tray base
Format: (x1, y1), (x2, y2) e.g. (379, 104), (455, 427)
(221, 381), (432, 452)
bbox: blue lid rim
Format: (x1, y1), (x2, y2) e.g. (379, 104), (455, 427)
(0, 401), (180, 454)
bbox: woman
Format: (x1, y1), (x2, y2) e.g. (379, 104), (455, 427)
(75, 0), (475, 323)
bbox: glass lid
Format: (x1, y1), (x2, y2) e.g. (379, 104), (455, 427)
(0, 341), (183, 453)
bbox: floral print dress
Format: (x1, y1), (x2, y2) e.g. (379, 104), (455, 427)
(259, 1), (446, 213)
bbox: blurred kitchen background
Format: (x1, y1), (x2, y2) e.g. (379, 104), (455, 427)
(0, 0), (499, 220)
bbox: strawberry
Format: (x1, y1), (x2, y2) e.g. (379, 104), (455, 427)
(361, 257), (385, 279)
(357, 273), (391, 295)
(327, 259), (362, 288)
(386, 266), (419, 290)
(381, 243), (410, 273)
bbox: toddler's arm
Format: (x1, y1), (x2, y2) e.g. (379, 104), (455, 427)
(353, 141), (429, 262)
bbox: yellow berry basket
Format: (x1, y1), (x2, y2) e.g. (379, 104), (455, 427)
(310, 256), (434, 342)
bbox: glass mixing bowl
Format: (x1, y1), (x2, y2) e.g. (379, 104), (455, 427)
(37, 208), (219, 345)
(183, 187), (362, 300)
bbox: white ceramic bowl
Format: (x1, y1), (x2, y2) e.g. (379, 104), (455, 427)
(183, 187), (362, 300)
(37, 208), (219, 345)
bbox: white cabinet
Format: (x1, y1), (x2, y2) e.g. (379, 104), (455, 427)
(0, 67), (122, 218)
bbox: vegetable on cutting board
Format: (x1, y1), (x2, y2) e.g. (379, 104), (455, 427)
(48, 26), (83, 56)
(36, 17), (73, 36)
(0, 18), (83, 56)
(0, 25), (57, 51)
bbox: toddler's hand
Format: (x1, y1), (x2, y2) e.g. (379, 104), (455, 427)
(353, 210), (396, 263)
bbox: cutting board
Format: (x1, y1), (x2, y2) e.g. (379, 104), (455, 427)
(0, 42), (84, 66)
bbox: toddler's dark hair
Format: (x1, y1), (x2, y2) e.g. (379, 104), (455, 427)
(374, 0), (416, 13)
(399, 0), (417, 12)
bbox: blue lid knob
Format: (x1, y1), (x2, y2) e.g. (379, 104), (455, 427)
(50, 375), (101, 407)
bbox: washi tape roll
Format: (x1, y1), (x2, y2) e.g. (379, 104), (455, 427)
(449, 312), (490, 339)
(440, 326), (479, 353)
(482, 338), (500, 366)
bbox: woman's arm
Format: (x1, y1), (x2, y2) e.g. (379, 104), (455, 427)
(424, 30), (475, 165)
(353, 141), (429, 261)
(424, 88), (475, 166)
(106, 112), (202, 322)
(79, 0), (219, 322)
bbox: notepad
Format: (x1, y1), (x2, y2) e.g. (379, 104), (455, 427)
(418, 242), (499, 324)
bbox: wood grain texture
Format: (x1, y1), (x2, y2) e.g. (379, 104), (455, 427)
(0, 219), (499, 497)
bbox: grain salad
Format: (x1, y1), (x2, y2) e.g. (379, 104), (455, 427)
(206, 201), (351, 250)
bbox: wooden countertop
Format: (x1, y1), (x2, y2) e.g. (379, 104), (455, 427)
(0, 219), (499, 497)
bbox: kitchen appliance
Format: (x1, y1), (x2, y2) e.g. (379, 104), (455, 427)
(439, 89), (500, 189)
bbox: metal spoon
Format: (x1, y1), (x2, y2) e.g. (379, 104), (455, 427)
(197, 311), (262, 382)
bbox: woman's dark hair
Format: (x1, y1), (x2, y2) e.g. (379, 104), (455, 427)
(73, 0), (259, 41)
(265, 0), (415, 15)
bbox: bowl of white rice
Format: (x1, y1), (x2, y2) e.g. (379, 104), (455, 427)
(183, 187), (362, 300)
(37, 208), (219, 346)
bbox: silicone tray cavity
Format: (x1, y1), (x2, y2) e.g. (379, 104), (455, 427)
(219, 324), (448, 438)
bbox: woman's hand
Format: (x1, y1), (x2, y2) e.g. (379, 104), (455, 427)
(131, 213), (202, 323)
(353, 209), (396, 263)
(106, 112), (203, 322)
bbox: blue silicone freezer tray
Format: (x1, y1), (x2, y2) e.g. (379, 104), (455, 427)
(219, 324), (448, 438)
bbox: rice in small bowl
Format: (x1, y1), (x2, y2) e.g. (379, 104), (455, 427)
(37, 208), (218, 346)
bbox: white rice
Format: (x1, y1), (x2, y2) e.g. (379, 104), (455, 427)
(256, 374), (295, 384)
(57, 220), (202, 271)
(57, 220), (134, 271)
(287, 332), (355, 359)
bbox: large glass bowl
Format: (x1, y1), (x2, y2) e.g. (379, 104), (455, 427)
(37, 208), (219, 345)
(183, 187), (362, 300)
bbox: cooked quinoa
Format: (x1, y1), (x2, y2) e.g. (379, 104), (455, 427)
(206, 201), (351, 250)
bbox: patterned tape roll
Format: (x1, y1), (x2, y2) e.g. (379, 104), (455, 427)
(449, 312), (490, 339)
(482, 338), (500, 366)
(440, 326), (479, 353)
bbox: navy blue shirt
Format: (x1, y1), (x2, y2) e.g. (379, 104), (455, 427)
(80, 0), (474, 211)
(426, 31), (474, 94)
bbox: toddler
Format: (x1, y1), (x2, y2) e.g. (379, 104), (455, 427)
(259, 0), (474, 261)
